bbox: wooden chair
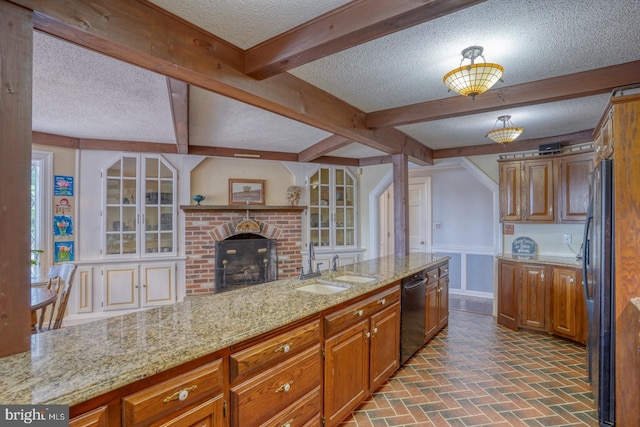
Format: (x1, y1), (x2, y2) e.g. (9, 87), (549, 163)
(37, 263), (77, 331)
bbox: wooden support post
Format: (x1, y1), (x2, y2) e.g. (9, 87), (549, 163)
(0, 0), (33, 357)
(392, 153), (409, 257)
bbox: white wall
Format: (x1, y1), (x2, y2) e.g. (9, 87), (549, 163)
(503, 223), (584, 257)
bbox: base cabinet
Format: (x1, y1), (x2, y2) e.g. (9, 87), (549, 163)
(519, 264), (548, 331)
(323, 285), (401, 427)
(424, 262), (449, 343)
(229, 318), (322, 427)
(550, 267), (586, 343)
(103, 262), (176, 311)
(498, 259), (586, 344)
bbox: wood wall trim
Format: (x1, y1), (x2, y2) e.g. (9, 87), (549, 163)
(366, 60), (640, 128)
(14, 0), (431, 164)
(245, 0), (486, 80)
(0, 0), (33, 357)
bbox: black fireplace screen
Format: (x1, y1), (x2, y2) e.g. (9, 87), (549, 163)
(214, 234), (277, 291)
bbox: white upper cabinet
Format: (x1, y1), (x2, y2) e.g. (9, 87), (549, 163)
(307, 166), (357, 250)
(103, 154), (177, 258)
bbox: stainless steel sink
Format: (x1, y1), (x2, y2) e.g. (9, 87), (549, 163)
(295, 283), (350, 295)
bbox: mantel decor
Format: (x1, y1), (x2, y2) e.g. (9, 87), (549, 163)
(229, 179), (265, 205)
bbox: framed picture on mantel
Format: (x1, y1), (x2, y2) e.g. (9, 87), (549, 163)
(229, 179), (266, 205)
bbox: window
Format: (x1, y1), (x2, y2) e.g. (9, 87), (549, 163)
(31, 151), (52, 282)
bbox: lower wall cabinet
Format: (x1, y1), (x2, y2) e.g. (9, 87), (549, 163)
(425, 262), (449, 343)
(103, 262), (176, 311)
(70, 272), (447, 427)
(323, 285), (400, 427)
(497, 259), (586, 344)
(229, 318), (322, 427)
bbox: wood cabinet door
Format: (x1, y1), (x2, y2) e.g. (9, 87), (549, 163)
(499, 161), (522, 222)
(497, 260), (519, 331)
(437, 277), (449, 329)
(523, 159), (555, 222)
(558, 153), (593, 223)
(519, 265), (548, 331)
(323, 319), (369, 427)
(424, 281), (439, 342)
(369, 302), (400, 391)
(551, 267), (586, 344)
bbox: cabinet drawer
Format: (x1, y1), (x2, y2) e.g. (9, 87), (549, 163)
(230, 320), (320, 383)
(231, 345), (321, 427)
(122, 359), (224, 426)
(426, 268), (439, 283)
(324, 286), (400, 337)
(439, 264), (449, 278)
(257, 386), (321, 427)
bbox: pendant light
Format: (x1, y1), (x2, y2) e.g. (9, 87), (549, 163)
(443, 46), (504, 99)
(486, 115), (524, 144)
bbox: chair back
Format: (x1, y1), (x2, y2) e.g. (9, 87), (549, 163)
(38, 263), (77, 331)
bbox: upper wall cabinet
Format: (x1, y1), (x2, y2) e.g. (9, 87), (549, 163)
(104, 155), (177, 257)
(499, 149), (593, 224)
(307, 166), (358, 250)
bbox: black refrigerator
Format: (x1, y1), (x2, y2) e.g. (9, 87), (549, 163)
(582, 158), (615, 426)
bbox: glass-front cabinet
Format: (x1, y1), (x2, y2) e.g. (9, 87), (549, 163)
(104, 155), (177, 257)
(308, 166), (357, 249)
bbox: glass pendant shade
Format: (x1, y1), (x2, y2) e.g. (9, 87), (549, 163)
(443, 63), (504, 98)
(486, 115), (524, 144)
(442, 46), (504, 99)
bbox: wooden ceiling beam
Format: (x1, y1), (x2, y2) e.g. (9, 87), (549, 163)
(366, 60), (640, 128)
(245, 0), (486, 80)
(188, 145), (359, 166)
(33, 131), (179, 153)
(433, 129), (594, 159)
(298, 135), (351, 162)
(15, 0), (432, 164)
(166, 77), (189, 155)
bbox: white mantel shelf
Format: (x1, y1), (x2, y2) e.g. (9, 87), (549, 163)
(180, 205), (306, 212)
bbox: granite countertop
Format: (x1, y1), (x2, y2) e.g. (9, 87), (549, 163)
(0, 253), (447, 406)
(497, 254), (583, 268)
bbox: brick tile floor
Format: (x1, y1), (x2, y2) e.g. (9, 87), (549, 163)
(339, 310), (597, 426)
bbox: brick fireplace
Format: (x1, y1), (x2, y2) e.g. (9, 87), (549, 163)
(182, 205), (305, 295)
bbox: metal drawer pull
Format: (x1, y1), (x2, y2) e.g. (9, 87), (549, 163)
(354, 309), (364, 317)
(373, 327), (378, 334)
(569, 278), (575, 284)
(282, 420), (293, 427)
(275, 380), (293, 393)
(378, 298), (386, 305)
(275, 343), (292, 353)
(163, 385), (197, 403)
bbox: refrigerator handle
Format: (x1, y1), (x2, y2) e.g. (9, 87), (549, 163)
(582, 205), (593, 300)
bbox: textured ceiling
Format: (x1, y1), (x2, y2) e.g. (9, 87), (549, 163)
(31, 0), (640, 159)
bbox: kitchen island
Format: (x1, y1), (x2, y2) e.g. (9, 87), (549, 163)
(0, 253), (448, 426)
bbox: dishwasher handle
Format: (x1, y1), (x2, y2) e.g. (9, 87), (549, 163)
(402, 278), (427, 290)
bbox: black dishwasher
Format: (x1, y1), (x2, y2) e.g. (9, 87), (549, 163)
(400, 269), (427, 365)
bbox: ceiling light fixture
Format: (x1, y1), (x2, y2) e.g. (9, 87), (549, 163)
(442, 46), (504, 99)
(486, 115), (523, 144)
